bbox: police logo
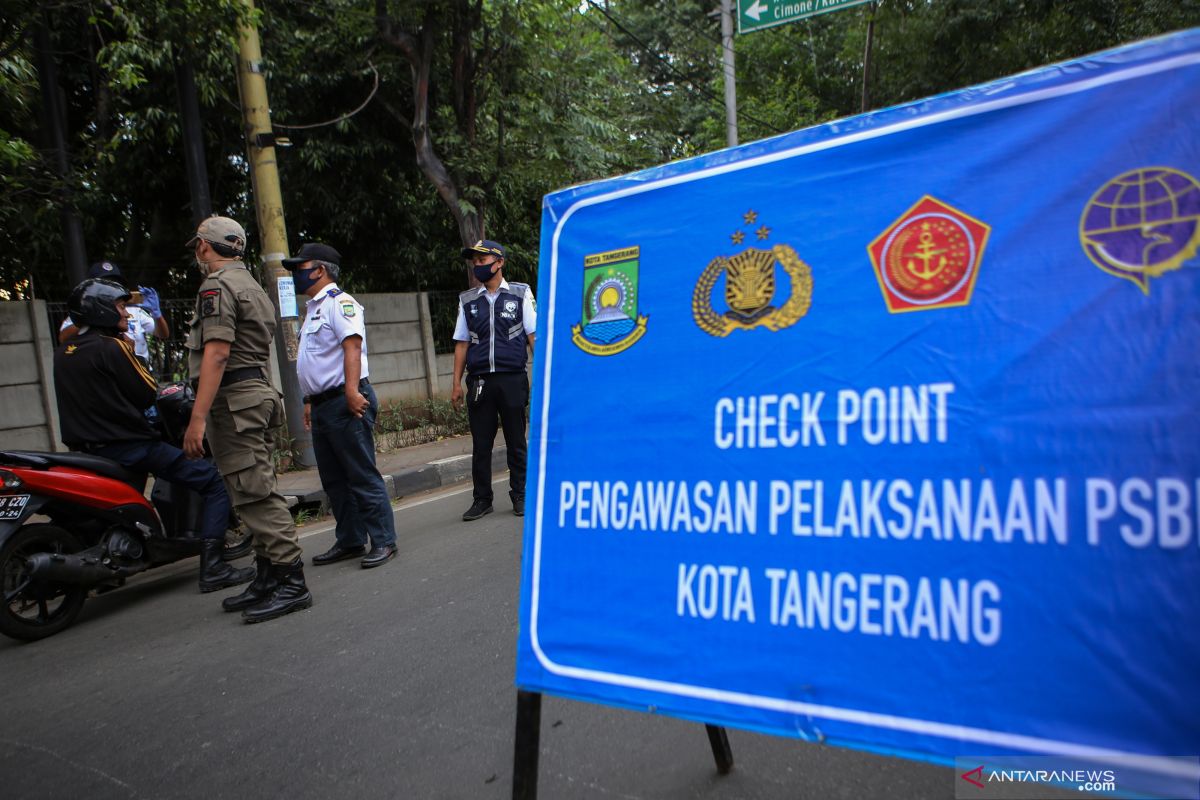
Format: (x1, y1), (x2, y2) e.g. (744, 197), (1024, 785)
(571, 246), (648, 356)
(1080, 167), (1200, 293)
(867, 195), (990, 313)
(692, 211), (812, 337)
(504, 300), (517, 314)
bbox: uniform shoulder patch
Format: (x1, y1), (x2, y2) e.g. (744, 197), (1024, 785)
(201, 288), (221, 317)
(340, 300), (356, 318)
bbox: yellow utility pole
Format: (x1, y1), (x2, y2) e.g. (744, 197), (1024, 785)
(234, 0), (314, 466)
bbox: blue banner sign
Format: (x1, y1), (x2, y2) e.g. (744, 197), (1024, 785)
(517, 30), (1200, 793)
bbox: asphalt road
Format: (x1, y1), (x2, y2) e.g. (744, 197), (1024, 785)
(0, 479), (954, 799)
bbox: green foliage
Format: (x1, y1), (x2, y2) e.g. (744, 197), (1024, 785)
(1, 0), (1197, 302)
(374, 397), (470, 450)
(293, 505), (322, 525)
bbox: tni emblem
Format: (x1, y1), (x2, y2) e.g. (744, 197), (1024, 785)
(868, 196), (990, 313)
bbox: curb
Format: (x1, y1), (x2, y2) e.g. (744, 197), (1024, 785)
(285, 445), (508, 510)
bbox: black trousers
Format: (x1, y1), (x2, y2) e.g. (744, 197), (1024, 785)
(466, 371), (528, 503)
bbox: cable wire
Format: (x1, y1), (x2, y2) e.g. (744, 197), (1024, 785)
(274, 62), (380, 130)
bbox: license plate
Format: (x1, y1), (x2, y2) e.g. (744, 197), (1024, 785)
(0, 495), (30, 520)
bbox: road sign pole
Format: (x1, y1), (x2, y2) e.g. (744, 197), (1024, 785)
(721, 0), (738, 147)
(861, 1), (877, 113)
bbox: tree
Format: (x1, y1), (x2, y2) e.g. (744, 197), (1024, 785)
(3, 0), (1196, 300)
(0, 0), (250, 299)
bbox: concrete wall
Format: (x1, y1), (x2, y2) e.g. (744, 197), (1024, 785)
(0, 292), (456, 450)
(359, 292), (440, 405)
(0, 301), (63, 452)
(436, 353), (456, 397)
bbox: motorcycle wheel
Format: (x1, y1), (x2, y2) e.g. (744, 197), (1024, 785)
(0, 524), (87, 642)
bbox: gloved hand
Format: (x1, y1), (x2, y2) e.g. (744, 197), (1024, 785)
(137, 285), (162, 318)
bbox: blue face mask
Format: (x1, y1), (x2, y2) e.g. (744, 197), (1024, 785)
(473, 261), (499, 283)
(293, 266), (320, 295)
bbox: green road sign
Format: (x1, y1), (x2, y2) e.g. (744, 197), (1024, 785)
(738, 0), (872, 34)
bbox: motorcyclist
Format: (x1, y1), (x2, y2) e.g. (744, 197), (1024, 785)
(51, 278), (254, 594)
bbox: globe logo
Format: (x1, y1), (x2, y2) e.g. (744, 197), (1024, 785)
(1079, 167), (1200, 293)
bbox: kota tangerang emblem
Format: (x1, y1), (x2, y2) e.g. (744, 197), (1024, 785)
(868, 196), (990, 313)
(692, 210), (813, 337)
(571, 246), (648, 356)
(1079, 167), (1200, 293)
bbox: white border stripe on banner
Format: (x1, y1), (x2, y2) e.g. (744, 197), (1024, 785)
(528, 47), (1200, 781)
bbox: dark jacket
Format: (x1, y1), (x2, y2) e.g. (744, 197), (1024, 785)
(54, 329), (158, 447)
(459, 282), (532, 376)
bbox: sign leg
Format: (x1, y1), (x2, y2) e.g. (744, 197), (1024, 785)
(512, 690), (543, 800)
(705, 724), (734, 775)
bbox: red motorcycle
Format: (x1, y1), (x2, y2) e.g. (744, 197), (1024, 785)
(0, 383), (245, 642)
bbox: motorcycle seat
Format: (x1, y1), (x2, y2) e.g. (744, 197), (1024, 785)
(0, 450), (147, 489)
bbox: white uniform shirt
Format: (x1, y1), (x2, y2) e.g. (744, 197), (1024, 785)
(452, 279), (537, 342)
(296, 283), (369, 398)
(63, 306), (156, 359)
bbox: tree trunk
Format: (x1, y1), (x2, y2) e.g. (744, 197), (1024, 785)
(377, 1), (484, 252)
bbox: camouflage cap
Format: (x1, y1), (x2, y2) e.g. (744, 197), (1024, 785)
(186, 215), (246, 256)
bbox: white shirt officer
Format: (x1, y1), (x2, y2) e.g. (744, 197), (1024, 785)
(297, 283), (369, 398)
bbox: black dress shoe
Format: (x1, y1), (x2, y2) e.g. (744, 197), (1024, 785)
(361, 544), (398, 569)
(311, 542), (367, 566)
(462, 499), (493, 521)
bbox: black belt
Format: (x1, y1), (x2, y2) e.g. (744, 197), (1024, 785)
(304, 379), (369, 406)
(190, 367), (265, 391)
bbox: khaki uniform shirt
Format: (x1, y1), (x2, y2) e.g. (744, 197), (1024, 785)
(186, 262), (276, 374)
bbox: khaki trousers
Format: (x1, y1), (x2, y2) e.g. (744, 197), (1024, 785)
(206, 380), (300, 564)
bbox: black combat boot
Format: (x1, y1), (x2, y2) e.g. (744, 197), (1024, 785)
(221, 555), (275, 612)
(198, 539), (256, 593)
(242, 558), (313, 624)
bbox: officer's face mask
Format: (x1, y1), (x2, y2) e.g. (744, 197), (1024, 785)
(472, 260), (500, 283)
(193, 242), (212, 277)
(292, 265), (322, 295)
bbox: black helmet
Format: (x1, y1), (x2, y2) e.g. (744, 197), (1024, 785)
(67, 278), (131, 328)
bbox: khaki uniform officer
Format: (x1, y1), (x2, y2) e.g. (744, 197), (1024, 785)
(182, 215), (312, 624)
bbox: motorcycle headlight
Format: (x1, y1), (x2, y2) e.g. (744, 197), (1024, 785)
(0, 469), (22, 489)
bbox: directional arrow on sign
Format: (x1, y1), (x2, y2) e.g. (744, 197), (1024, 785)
(739, 0), (874, 34)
